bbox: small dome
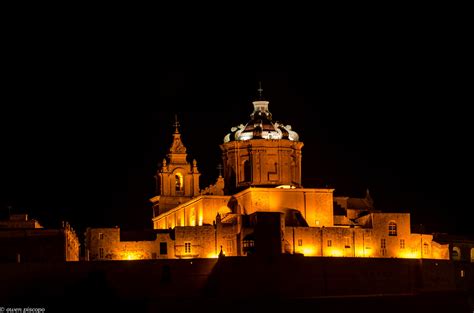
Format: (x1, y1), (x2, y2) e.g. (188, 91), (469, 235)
(224, 100), (299, 143)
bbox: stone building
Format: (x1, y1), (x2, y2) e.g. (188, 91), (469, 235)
(432, 233), (474, 262)
(0, 214), (80, 262)
(86, 91), (450, 261)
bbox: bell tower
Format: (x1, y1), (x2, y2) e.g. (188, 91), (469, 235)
(150, 116), (201, 216)
(220, 86), (303, 193)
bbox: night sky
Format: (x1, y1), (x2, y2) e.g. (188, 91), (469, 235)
(1, 69), (471, 238)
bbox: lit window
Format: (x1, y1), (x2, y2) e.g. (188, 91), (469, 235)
(160, 242), (168, 255)
(99, 233), (104, 240)
(388, 222), (397, 236)
(99, 248), (104, 259)
(175, 173), (183, 192)
(400, 239), (405, 249)
(327, 240), (332, 247)
(184, 242), (191, 254)
(243, 240), (255, 248)
(298, 239), (303, 246)
(452, 247), (461, 261)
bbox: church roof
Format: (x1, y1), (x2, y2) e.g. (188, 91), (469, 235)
(224, 99), (299, 143)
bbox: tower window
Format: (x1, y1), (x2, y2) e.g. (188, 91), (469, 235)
(388, 222), (397, 236)
(175, 173), (183, 192)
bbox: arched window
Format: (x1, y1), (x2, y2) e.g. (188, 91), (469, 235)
(243, 160), (251, 182)
(175, 173), (183, 192)
(452, 246), (461, 261)
(388, 221), (397, 236)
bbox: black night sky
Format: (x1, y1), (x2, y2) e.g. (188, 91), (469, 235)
(1, 68), (471, 238)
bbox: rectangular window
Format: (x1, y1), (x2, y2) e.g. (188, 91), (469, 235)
(99, 248), (104, 259)
(160, 242), (168, 255)
(226, 240), (234, 254)
(315, 220), (320, 226)
(400, 239), (405, 249)
(243, 240), (254, 248)
(99, 233), (104, 240)
(388, 222), (397, 236)
(327, 240), (332, 247)
(184, 242), (191, 254)
(381, 239), (386, 249)
(298, 239), (303, 246)
(152, 252), (157, 259)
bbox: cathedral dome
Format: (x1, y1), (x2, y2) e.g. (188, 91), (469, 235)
(224, 100), (299, 143)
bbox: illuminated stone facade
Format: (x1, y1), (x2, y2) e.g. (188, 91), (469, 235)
(150, 124), (202, 217)
(0, 214), (80, 262)
(221, 100), (303, 193)
(86, 93), (450, 261)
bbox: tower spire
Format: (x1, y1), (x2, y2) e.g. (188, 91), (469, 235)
(168, 115), (187, 157)
(173, 114), (180, 133)
(257, 81), (263, 100)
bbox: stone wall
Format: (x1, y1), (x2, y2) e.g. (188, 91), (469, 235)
(284, 223), (449, 259)
(232, 188), (334, 227)
(220, 139), (304, 190)
(85, 228), (175, 261)
(0, 228), (79, 262)
(1, 257), (471, 312)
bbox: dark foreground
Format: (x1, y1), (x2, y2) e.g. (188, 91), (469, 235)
(3, 292), (472, 313)
(1, 256), (473, 312)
